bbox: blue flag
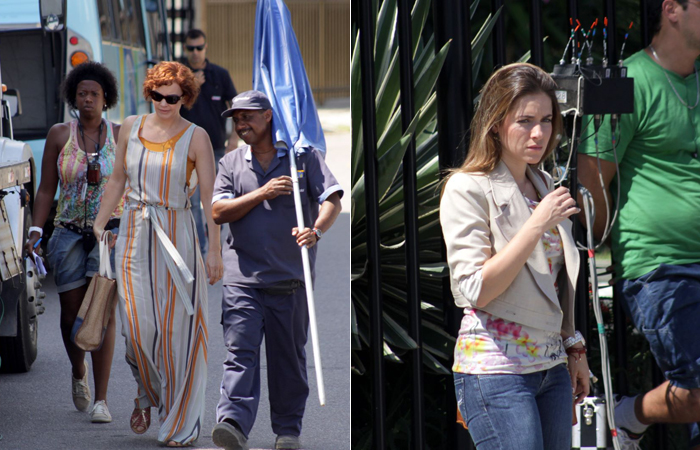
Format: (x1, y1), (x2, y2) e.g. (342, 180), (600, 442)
(253, 0), (326, 155)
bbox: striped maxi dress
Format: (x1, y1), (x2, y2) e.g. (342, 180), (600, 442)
(115, 115), (208, 445)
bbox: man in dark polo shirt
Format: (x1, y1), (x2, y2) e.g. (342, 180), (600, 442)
(210, 90), (342, 450)
(180, 28), (238, 254)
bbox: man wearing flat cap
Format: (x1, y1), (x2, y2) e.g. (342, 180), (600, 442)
(210, 90), (342, 450)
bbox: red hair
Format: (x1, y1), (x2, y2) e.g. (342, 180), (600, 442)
(142, 61), (199, 109)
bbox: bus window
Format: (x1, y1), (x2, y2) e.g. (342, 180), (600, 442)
(144, 0), (168, 62)
(97, 0), (118, 41)
(115, 0), (145, 48)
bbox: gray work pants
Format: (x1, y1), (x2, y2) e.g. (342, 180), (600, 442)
(216, 284), (309, 438)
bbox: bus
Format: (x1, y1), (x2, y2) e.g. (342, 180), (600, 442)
(0, 0), (171, 188)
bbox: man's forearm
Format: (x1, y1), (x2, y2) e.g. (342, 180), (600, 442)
(313, 193), (342, 233)
(212, 188), (266, 224)
(577, 154), (618, 242)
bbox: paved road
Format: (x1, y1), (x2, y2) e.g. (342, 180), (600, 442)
(0, 213), (349, 450)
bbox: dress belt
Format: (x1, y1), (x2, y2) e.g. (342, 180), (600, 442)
(126, 201), (194, 316)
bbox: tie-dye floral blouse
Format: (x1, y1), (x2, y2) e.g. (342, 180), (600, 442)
(54, 120), (123, 228)
(452, 195), (567, 374)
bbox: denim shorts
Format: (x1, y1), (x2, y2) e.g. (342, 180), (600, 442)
(454, 364), (572, 450)
(46, 226), (118, 294)
(620, 262), (700, 390)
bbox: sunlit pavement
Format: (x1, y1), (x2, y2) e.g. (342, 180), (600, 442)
(0, 100), (350, 450)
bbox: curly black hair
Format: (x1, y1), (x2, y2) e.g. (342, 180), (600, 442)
(61, 61), (119, 110)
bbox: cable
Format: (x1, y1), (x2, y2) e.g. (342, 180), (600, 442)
(554, 76), (584, 186)
(583, 117), (621, 250)
(580, 187), (621, 450)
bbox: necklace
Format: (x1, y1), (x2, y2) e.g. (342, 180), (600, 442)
(648, 45), (700, 110)
(78, 118), (104, 159)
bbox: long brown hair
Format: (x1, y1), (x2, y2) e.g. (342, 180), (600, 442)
(452, 63), (562, 176)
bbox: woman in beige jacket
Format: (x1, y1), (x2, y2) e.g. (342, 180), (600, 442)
(440, 63), (589, 450)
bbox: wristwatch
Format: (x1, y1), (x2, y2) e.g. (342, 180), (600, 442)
(313, 227), (323, 241)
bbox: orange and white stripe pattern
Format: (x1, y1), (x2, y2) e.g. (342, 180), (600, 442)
(115, 115), (208, 445)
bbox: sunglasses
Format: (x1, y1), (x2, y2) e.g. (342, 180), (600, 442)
(151, 91), (182, 105)
(186, 44), (205, 52)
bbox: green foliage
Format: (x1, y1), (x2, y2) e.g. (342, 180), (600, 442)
(351, 0), (503, 377)
(351, 0), (501, 447)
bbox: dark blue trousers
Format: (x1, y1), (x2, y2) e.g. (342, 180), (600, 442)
(216, 285), (309, 438)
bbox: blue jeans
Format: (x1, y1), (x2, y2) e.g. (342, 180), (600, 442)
(47, 226), (118, 293)
(620, 262), (700, 390)
(454, 364), (572, 450)
(619, 262), (700, 445)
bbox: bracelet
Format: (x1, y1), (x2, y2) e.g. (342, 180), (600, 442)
(563, 330), (585, 349)
(28, 226), (43, 237)
(566, 346), (587, 361)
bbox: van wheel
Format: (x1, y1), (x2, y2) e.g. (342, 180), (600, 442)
(0, 207), (38, 373)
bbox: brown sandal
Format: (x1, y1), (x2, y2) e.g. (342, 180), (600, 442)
(130, 405), (151, 434)
(166, 441), (190, 447)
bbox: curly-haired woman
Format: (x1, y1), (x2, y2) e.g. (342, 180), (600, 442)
(93, 61), (223, 447)
(25, 61), (122, 423)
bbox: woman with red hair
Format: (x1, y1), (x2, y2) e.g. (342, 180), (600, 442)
(94, 61), (223, 447)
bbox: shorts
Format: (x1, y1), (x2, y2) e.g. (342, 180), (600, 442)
(619, 262), (700, 390)
(46, 226), (118, 294)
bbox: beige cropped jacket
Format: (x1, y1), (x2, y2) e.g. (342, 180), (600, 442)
(440, 161), (579, 337)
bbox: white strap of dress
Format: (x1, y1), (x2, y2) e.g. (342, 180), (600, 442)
(143, 205), (195, 316)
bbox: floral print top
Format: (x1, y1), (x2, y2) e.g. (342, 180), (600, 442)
(54, 120), (123, 227)
(452, 195), (566, 374)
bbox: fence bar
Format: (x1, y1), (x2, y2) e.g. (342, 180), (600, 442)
(358, 0), (386, 448)
(530, 0), (544, 68)
(613, 285), (628, 395)
(640, 0), (651, 47)
(491, 0), (506, 68)
(567, 0), (578, 37)
(433, 0), (473, 170)
(433, 0), (474, 448)
(397, 0), (425, 448)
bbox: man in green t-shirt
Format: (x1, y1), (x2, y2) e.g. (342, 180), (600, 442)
(578, 0), (700, 447)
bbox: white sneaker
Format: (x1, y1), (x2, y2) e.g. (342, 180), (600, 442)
(616, 427), (644, 450)
(614, 396), (644, 450)
(90, 400), (112, 423)
(72, 361), (91, 412)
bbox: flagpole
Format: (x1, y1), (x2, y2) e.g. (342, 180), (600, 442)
(288, 145), (326, 406)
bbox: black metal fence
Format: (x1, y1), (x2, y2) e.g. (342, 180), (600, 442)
(355, 0), (676, 448)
